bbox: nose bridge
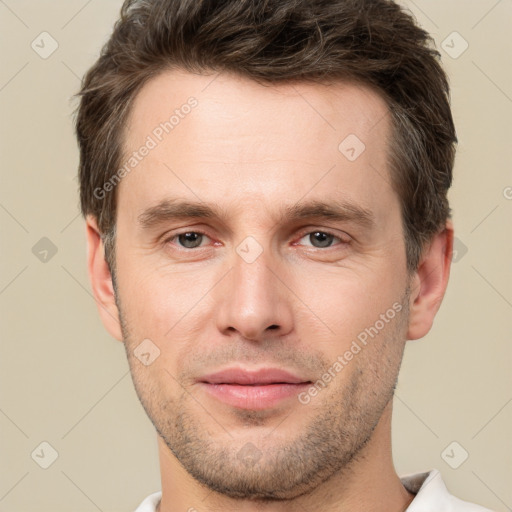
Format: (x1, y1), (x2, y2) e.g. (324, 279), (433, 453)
(215, 239), (293, 340)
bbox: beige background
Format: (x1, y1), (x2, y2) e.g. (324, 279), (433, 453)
(1, 0), (511, 511)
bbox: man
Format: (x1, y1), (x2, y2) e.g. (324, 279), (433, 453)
(75, 0), (493, 510)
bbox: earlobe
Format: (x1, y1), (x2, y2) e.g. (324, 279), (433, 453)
(406, 220), (454, 341)
(85, 216), (123, 342)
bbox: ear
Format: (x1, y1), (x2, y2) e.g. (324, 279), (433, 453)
(85, 215), (123, 342)
(406, 220), (454, 340)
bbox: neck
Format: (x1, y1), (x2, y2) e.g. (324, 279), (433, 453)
(156, 401), (414, 512)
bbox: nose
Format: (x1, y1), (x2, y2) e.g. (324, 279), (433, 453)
(215, 246), (294, 341)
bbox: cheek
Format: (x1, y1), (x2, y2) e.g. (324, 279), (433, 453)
(292, 261), (405, 343)
(117, 259), (220, 343)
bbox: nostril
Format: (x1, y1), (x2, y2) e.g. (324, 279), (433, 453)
(267, 324), (279, 330)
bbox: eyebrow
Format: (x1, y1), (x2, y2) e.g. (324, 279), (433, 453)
(137, 198), (375, 231)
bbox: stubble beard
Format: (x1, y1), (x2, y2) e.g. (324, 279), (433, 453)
(116, 286), (410, 501)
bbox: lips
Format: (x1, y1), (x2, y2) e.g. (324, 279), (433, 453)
(198, 367), (310, 386)
(197, 367), (312, 410)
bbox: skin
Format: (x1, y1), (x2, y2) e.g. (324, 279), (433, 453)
(86, 70), (453, 512)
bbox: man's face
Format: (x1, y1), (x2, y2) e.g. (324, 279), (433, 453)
(114, 71), (411, 499)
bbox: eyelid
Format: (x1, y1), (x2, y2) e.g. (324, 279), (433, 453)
(293, 227), (351, 245)
(163, 229), (214, 249)
(162, 227), (351, 250)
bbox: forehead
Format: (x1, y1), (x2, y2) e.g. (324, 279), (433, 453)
(125, 70), (390, 150)
(119, 69), (396, 226)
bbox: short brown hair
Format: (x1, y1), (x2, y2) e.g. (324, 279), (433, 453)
(75, 0), (457, 274)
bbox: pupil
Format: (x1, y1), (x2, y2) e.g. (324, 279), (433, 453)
(179, 232), (201, 248)
(311, 232), (333, 248)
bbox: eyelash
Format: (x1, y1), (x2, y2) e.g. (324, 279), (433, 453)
(163, 229), (350, 251)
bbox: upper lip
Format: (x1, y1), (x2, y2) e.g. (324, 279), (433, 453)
(198, 367), (310, 385)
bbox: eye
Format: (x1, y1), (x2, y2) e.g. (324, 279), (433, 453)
(297, 231), (346, 248)
(168, 231), (210, 249)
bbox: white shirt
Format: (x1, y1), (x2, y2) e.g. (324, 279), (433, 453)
(134, 469), (494, 511)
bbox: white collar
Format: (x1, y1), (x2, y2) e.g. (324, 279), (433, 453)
(401, 469), (493, 511)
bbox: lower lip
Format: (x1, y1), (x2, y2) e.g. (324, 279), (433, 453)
(198, 382), (311, 410)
